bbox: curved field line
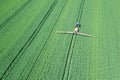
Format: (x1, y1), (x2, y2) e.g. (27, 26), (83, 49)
(0, 0), (32, 28)
(0, 0), (58, 79)
(61, 0), (86, 80)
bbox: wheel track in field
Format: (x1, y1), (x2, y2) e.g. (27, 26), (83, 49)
(61, 34), (74, 80)
(66, 35), (77, 80)
(37, 1), (68, 79)
(0, 0), (58, 79)
(61, 0), (86, 80)
(18, 0), (67, 80)
(0, 0), (32, 28)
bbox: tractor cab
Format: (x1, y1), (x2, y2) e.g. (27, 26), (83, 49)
(76, 22), (81, 27)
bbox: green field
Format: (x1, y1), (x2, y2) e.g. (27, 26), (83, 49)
(0, 0), (120, 80)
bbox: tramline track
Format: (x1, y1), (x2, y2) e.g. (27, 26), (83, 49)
(62, 0), (86, 80)
(0, 0), (32, 28)
(0, 0), (58, 79)
(19, 0), (68, 80)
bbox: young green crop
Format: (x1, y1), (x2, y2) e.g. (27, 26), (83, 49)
(0, 0), (120, 80)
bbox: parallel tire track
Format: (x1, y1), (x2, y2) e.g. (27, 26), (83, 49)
(0, 0), (32, 28)
(0, 0), (58, 80)
(22, 0), (68, 79)
(61, 34), (74, 80)
(77, 0), (85, 22)
(62, 0), (86, 80)
(66, 35), (77, 80)
(38, 0), (68, 79)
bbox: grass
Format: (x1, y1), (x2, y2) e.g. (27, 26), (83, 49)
(0, 0), (120, 80)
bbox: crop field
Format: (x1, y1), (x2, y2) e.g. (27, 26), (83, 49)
(0, 0), (120, 80)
